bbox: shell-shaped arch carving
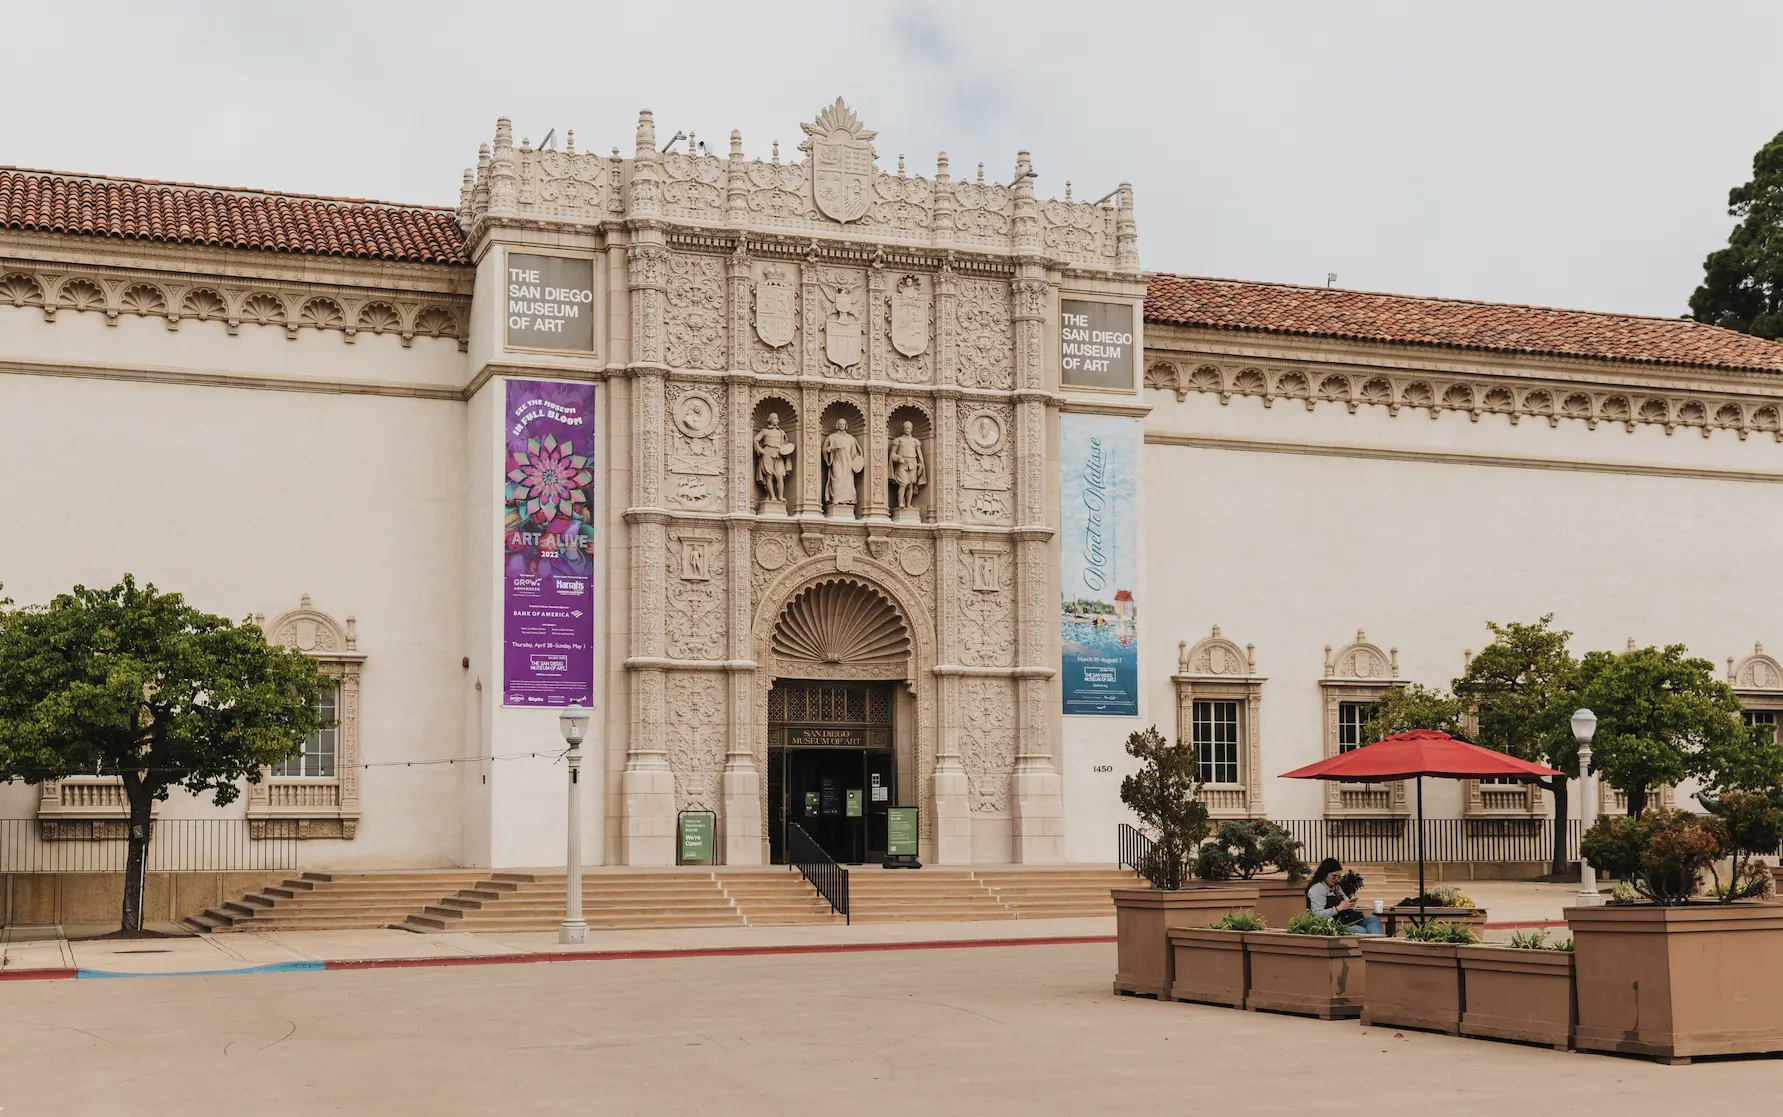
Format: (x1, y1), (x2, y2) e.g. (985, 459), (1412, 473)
(181, 288), (228, 320)
(300, 296), (345, 330)
(1731, 642), (1783, 691)
(56, 277), (106, 313)
(358, 301), (401, 334)
(0, 272), (45, 307)
(120, 283), (167, 316)
(414, 305), (457, 337)
(1324, 629), (1399, 680)
(261, 593), (358, 657)
(1177, 625), (1257, 678)
(771, 577), (911, 676)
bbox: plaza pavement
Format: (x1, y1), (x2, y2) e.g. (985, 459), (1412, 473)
(0, 915), (1773, 1116)
(0, 880), (1577, 978)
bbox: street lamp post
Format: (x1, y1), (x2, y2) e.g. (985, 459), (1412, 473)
(559, 701), (592, 944)
(1571, 707), (1603, 907)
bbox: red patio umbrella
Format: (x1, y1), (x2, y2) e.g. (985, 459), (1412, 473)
(1281, 729), (1563, 923)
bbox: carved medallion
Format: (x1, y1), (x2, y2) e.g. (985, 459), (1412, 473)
(800, 98), (877, 224)
(673, 391), (719, 437)
(965, 410), (1005, 454)
(897, 542), (931, 578)
(754, 265), (796, 349)
(891, 274), (928, 358)
(755, 535), (789, 571)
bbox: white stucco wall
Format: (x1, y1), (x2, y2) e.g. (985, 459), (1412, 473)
(0, 360), (469, 868)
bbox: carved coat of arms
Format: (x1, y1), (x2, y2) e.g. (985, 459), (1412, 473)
(753, 265), (795, 348)
(890, 274), (928, 358)
(825, 277), (863, 369)
(800, 98), (877, 224)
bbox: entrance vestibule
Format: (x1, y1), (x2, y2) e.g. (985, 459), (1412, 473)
(766, 680), (897, 865)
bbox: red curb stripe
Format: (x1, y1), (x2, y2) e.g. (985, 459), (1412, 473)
(324, 934), (1118, 972)
(0, 967), (77, 982)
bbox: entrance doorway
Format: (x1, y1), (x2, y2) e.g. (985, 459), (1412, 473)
(767, 680), (895, 865)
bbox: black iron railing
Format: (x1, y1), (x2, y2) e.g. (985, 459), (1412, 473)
(0, 818), (299, 872)
(1270, 819), (1580, 866)
(1117, 822), (1187, 888)
(787, 822), (849, 924)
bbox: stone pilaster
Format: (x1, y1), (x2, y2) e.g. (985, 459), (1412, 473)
(620, 109), (675, 865)
(867, 386), (890, 520)
(722, 327), (761, 863)
(931, 529), (972, 864)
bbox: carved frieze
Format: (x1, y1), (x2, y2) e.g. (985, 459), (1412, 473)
(666, 526), (726, 660)
(665, 381), (726, 512)
(955, 543), (1015, 668)
(666, 672), (727, 810)
(1146, 357), (1783, 441)
(819, 268), (867, 377)
(959, 677), (1016, 812)
(800, 98), (877, 224)
(953, 278), (1014, 390)
(665, 253), (726, 370)
(959, 402), (1014, 524)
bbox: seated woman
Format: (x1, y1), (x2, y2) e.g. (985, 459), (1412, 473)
(1305, 857), (1384, 935)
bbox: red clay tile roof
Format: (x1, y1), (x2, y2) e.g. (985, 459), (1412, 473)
(1145, 273), (1783, 375)
(0, 167), (468, 266)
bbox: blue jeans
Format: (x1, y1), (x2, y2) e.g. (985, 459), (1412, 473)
(1348, 913), (1384, 936)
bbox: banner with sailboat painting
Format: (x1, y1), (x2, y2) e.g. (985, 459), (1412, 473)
(1060, 413), (1139, 717)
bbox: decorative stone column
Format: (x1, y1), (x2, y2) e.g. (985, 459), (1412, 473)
(620, 109), (676, 865)
(932, 530), (972, 864)
(1007, 158), (1064, 862)
(722, 243), (763, 865)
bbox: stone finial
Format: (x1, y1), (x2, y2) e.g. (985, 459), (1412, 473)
(1246, 644), (1257, 673)
(345, 615), (358, 652)
(1116, 182), (1139, 271)
(565, 129), (575, 154)
(936, 151), (949, 179)
(489, 121), (517, 215)
(1065, 180), (1073, 201)
(520, 136), (532, 152)
(1627, 637), (1637, 652)
(494, 117), (513, 149)
(1210, 624), (1222, 637)
(772, 140), (780, 164)
(457, 168), (475, 227)
(300, 593), (313, 610)
(1356, 629), (1367, 642)
(636, 109), (656, 155)
(730, 129), (743, 158)
(1730, 655), (1738, 682)
(1324, 645), (1335, 677)
(1758, 641), (1767, 654)
(726, 129), (748, 222)
(976, 162), (985, 185)
(1389, 647), (1400, 675)
(898, 154), (906, 176)
(1178, 640), (1189, 674)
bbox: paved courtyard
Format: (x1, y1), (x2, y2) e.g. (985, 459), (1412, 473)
(2, 933), (1776, 1116)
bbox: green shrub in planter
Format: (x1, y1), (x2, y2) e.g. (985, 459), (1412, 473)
(1286, 910), (1348, 936)
(1193, 819), (1309, 882)
(1507, 928), (1573, 951)
(1580, 808), (1719, 905)
(1403, 920), (1480, 944)
(1210, 909), (1267, 931)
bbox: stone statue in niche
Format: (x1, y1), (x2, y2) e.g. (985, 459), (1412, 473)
(754, 412), (796, 515)
(822, 418), (865, 519)
(889, 421), (926, 521)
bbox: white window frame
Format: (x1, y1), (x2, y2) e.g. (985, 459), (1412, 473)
(246, 595), (364, 840)
(1319, 630), (1410, 818)
(1174, 627), (1265, 818)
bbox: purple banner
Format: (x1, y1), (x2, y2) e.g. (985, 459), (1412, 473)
(503, 380), (596, 707)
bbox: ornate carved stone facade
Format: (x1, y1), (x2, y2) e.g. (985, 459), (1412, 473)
(248, 595), (364, 840)
(1318, 631), (1409, 819)
(1173, 627), (1265, 819)
(460, 100), (1143, 864)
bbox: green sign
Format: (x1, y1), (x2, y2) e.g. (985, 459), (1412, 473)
(804, 790), (820, 817)
(886, 807), (918, 857)
(679, 813), (714, 864)
(846, 789), (863, 817)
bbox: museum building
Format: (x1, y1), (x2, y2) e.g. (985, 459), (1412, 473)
(4, 99), (1783, 873)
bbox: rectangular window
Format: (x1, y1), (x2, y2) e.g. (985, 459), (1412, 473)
(1194, 700), (1240, 785)
(275, 683), (338, 778)
(1746, 709), (1777, 741)
(1337, 702), (1378, 753)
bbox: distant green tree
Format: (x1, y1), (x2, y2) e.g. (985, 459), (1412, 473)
(1119, 726), (1210, 889)
(0, 577), (332, 933)
(1453, 617), (1580, 875)
(1689, 129), (1783, 338)
(1570, 644), (1748, 816)
(1361, 683), (1471, 743)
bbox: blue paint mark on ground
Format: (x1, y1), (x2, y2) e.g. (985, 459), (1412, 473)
(76, 960), (325, 979)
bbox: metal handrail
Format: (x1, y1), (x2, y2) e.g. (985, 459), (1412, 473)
(1117, 822), (1153, 878)
(787, 822), (850, 924)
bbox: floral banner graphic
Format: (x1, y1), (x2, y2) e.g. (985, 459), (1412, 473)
(503, 379), (596, 707)
(1060, 413), (1139, 717)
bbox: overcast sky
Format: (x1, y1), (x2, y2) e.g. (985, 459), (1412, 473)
(6, 1), (1781, 318)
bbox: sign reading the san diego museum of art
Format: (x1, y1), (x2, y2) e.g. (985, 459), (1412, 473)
(1059, 299), (1136, 391)
(1060, 412), (1139, 717)
(503, 379), (596, 707)
(506, 253), (596, 352)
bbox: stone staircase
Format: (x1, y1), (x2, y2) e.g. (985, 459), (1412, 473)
(179, 871), (494, 933)
(183, 865), (1144, 934)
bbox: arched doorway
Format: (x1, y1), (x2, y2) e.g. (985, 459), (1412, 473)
(764, 577), (912, 864)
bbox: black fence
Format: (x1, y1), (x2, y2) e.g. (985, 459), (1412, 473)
(0, 819), (299, 873)
(1120, 818), (1580, 873)
(787, 822), (849, 924)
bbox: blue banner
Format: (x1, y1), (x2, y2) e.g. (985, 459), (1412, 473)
(1060, 413), (1139, 716)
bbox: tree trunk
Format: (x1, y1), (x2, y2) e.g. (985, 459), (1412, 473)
(1545, 776), (1568, 877)
(120, 788), (153, 934)
(1627, 785), (1647, 819)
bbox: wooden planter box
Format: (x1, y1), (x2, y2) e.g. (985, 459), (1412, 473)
(1458, 945), (1575, 1049)
(1167, 928), (1248, 1007)
(1112, 886), (1260, 1000)
(1252, 878), (1309, 928)
(1359, 938), (1462, 1035)
(1242, 931), (1364, 1019)
(1569, 902), (1783, 1062)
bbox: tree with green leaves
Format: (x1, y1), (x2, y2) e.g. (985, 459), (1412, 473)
(1689, 129), (1783, 339)
(1570, 644), (1749, 817)
(1361, 683), (1471, 744)
(0, 577), (332, 933)
(1453, 616), (1580, 875)
(1118, 725), (1210, 889)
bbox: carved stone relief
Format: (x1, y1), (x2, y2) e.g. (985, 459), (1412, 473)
(800, 97), (877, 224)
(665, 382), (725, 511)
(665, 253), (726, 370)
(666, 672), (727, 810)
(959, 678), (1016, 812)
(953, 278), (1014, 390)
(959, 402), (1014, 524)
(1731, 642), (1783, 692)
(666, 527), (727, 660)
(956, 543), (1015, 668)
(820, 268), (867, 377)
(752, 262), (799, 360)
